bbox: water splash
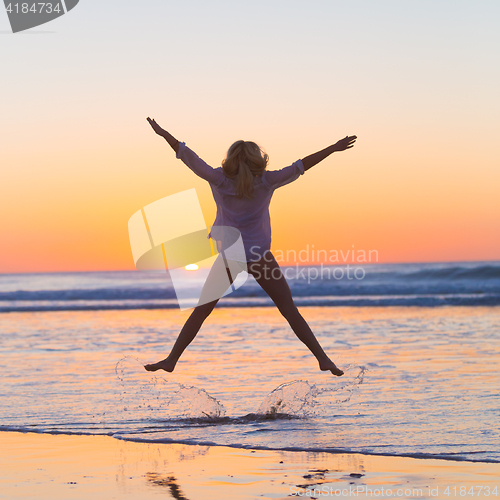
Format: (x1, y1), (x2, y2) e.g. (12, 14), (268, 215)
(167, 385), (225, 419)
(115, 355), (168, 413)
(257, 365), (367, 417)
(114, 356), (225, 419)
(317, 364), (367, 404)
(115, 357), (365, 420)
(257, 380), (319, 417)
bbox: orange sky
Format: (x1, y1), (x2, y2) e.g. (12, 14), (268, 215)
(1, 1), (499, 273)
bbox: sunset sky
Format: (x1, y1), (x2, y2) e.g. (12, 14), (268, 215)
(1, 0), (499, 273)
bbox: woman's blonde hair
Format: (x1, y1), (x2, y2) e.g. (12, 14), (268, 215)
(222, 140), (269, 199)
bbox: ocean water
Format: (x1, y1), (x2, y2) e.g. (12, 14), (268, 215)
(1, 261), (499, 313)
(0, 262), (499, 463)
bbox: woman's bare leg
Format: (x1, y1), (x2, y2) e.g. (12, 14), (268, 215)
(145, 255), (239, 373)
(248, 252), (344, 376)
(144, 298), (220, 372)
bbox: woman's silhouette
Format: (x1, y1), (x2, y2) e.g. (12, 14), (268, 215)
(144, 117), (356, 376)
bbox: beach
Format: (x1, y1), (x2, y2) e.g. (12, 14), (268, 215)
(1, 265), (499, 498)
(2, 431), (499, 500)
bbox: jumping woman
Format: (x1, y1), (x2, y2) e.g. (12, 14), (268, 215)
(144, 117), (356, 377)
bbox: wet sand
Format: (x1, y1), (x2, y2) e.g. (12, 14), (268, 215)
(1, 431), (498, 499)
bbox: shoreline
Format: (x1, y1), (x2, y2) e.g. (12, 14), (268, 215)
(2, 303), (500, 314)
(2, 427), (498, 464)
(1, 431), (499, 499)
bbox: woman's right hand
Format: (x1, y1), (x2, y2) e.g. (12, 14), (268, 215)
(146, 117), (166, 137)
(146, 118), (180, 154)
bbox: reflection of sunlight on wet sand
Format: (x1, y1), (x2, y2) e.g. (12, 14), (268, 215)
(1, 432), (499, 500)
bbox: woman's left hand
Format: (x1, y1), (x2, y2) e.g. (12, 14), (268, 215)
(333, 135), (357, 151)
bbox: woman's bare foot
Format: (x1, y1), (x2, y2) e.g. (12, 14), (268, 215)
(319, 359), (344, 376)
(144, 358), (176, 373)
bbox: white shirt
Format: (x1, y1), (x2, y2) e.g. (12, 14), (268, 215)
(176, 142), (305, 262)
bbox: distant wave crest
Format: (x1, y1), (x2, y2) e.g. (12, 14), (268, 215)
(1, 262), (499, 312)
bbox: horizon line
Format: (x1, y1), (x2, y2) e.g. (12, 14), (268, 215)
(1, 258), (499, 276)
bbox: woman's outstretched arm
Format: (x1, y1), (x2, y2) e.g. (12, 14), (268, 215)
(147, 117), (224, 185)
(146, 117), (179, 154)
(302, 135), (357, 171)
